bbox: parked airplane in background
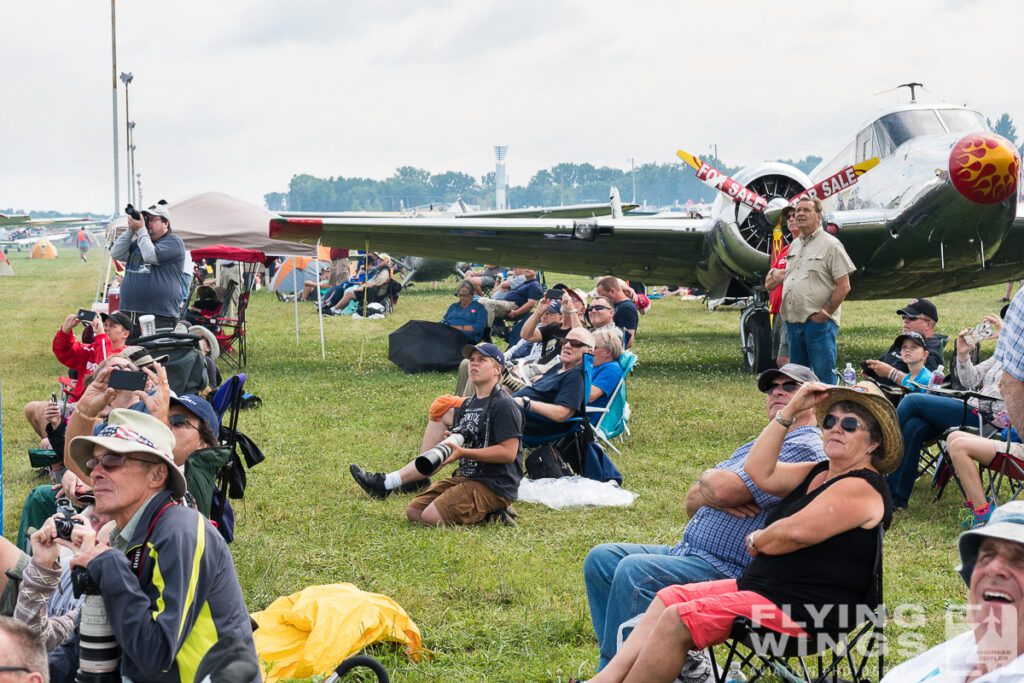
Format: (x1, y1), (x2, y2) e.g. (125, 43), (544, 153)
(270, 100), (1023, 372)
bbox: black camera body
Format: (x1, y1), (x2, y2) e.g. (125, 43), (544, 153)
(54, 497), (84, 541)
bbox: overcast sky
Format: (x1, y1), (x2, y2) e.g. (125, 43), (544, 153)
(2, 0), (1020, 214)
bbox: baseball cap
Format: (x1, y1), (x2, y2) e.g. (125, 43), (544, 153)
(897, 299), (938, 322)
(546, 301), (562, 314)
(757, 363), (818, 393)
(462, 342), (505, 369)
(170, 394), (220, 438)
(101, 310), (134, 331)
(69, 409), (186, 498)
(141, 204), (171, 223)
(894, 331), (927, 349)
(957, 501), (1024, 584)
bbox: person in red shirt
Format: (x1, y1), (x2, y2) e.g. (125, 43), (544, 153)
(23, 311), (132, 439)
(764, 206), (800, 367)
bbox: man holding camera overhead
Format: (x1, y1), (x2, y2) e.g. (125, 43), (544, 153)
(48, 409), (257, 682)
(350, 342), (524, 526)
(110, 203), (186, 335)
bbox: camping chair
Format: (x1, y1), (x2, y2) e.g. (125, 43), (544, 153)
(709, 527), (887, 683)
(586, 351), (638, 454)
(214, 291), (250, 368)
(210, 373), (266, 541)
(521, 354), (594, 474)
(133, 331), (209, 396)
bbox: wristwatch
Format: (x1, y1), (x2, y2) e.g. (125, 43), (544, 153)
(774, 412), (796, 428)
(746, 533), (759, 554)
(522, 397), (532, 411)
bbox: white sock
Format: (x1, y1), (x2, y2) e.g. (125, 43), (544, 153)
(384, 472), (404, 490)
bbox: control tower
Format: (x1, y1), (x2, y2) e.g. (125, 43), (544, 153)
(494, 146), (508, 210)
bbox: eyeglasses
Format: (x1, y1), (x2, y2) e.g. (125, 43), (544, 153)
(168, 414), (199, 431)
(901, 314), (929, 322)
(0, 667), (32, 675)
(587, 305), (611, 312)
(764, 381), (800, 394)
(85, 452), (159, 473)
(562, 339), (592, 349)
(822, 414), (869, 433)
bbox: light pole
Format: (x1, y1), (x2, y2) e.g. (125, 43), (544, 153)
(120, 72), (133, 205)
(110, 0), (120, 218)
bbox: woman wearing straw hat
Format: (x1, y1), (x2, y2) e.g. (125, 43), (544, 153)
(586, 382), (900, 683)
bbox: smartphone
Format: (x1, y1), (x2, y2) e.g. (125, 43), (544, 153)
(77, 308), (97, 321)
(108, 369), (147, 391)
(50, 392), (57, 403)
(964, 320), (995, 346)
(544, 288), (562, 300)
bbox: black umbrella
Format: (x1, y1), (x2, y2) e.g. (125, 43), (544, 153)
(388, 320), (470, 374)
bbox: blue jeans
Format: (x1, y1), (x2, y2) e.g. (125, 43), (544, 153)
(583, 543), (725, 670)
(887, 393), (981, 508)
(786, 319), (839, 384)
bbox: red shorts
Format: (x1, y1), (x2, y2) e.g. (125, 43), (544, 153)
(656, 579), (808, 650)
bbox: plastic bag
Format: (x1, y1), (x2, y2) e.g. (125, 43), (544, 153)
(518, 476), (638, 509)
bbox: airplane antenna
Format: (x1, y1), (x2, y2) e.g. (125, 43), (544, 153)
(876, 83), (925, 103)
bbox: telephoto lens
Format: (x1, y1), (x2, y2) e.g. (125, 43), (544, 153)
(414, 433), (466, 476)
(124, 204), (141, 220)
(72, 567), (121, 682)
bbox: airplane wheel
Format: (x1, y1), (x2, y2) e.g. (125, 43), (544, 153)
(742, 310), (773, 374)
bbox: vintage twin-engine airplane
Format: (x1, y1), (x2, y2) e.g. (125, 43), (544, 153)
(269, 101), (1023, 372)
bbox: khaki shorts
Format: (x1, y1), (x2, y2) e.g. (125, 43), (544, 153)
(0, 551), (30, 617)
(407, 473), (512, 525)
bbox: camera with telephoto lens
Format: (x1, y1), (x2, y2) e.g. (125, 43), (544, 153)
(71, 566), (121, 681)
(124, 204), (141, 220)
(53, 497), (84, 541)
(414, 425), (473, 475)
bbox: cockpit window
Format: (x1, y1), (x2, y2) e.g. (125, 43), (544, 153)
(937, 109), (987, 133)
(877, 110), (946, 148)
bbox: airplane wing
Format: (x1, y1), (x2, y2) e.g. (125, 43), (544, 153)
(270, 215), (712, 283)
(456, 202), (639, 219)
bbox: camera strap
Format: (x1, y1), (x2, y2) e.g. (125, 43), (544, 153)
(128, 501), (176, 578)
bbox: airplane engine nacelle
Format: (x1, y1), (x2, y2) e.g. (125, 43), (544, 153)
(700, 162), (812, 289)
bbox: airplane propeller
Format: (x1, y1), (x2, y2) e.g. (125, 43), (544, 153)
(677, 149), (880, 227)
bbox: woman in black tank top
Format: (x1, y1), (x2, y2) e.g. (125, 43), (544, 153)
(589, 381), (901, 683)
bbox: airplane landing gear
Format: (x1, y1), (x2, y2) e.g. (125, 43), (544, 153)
(740, 306), (774, 374)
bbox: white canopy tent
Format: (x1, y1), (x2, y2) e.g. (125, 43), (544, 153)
(99, 191), (327, 358)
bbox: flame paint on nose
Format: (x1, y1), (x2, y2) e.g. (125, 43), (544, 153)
(949, 133), (1020, 205)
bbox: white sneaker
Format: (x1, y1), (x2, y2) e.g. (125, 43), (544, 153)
(674, 649), (712, 683)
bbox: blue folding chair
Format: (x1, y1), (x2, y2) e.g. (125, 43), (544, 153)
(520, 355), (593, 472)
(587, 351), (637, 454)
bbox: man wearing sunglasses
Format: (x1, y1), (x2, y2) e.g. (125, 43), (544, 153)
(48, 409), (256, 682)
(0, 616), (46, 683)
(512, 327), (595, 439)
(586, 296), (625, 346)
(595, 277), (638, 348)
(865, 299), (946, 387)
(583, 364), (826, 677)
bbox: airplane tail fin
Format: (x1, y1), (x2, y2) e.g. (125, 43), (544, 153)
(610, 187), (623, 219)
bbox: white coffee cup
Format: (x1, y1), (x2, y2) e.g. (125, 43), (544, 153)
(139, 314), (156, 337)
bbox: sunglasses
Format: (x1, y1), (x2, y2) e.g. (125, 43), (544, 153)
(587, 305), (611, 312)
(822, 414), (869, 433)
(85, 452), (160, 473)
(901, 314), (925, 322)
(764, 381), (800, 394)
(168, 414), (199, 431)
(562, 339), (592, 349)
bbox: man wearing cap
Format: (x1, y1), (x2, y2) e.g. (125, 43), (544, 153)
(765, 205), (799, 366)
(110, 202), (186, 334)
(24, 311), (133, 441)
(477, 268), (543, 327)
(350, 342), (524, 526)
(881, 501), (1024, 681)
(864, 300), (946, 387)
(49, 409), (257, 682)
(583, 364), (826, 674)
(780, 197), (856, 384)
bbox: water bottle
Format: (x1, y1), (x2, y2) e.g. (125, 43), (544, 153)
(842, 362), (856, 386)
(930, 364), (945, 388)
(726, 662), (747, 683)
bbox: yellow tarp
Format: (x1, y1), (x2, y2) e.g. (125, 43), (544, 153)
(251, 582), (430, 681)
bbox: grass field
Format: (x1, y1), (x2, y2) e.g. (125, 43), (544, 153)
(0, 246), (1009, 681)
